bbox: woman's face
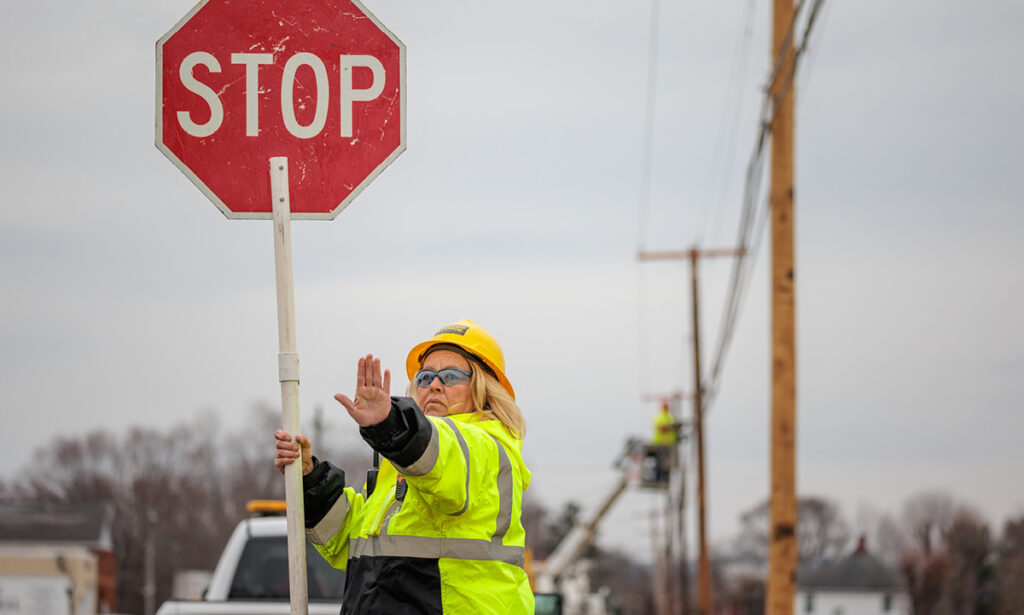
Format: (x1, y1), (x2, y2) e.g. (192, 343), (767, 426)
(416, 349), (474, 417)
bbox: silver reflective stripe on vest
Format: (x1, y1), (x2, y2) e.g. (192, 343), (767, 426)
(380, 498), (402, 535)
(490, 434), (513, 537)
(306, 494), (350, 545)
(348, 427), (524, 568)
(441, 417), (471, 517)
(393, 422), (439, 477)
(350, 535), (525, 568)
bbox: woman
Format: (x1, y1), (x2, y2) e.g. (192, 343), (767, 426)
(274, 319), (533, 614)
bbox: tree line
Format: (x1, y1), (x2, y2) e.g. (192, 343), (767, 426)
(4, 407), (1019, 615)
(0, 405), (655, 615)
(718, 492), (1024, 615)
(0, 405), (371, 614)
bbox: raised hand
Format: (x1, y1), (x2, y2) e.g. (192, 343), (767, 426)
(334, 354), (392, 427)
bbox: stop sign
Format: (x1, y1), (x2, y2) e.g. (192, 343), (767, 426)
(156, 0), (405, 219)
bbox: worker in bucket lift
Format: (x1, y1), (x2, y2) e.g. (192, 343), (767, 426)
(652, 399), (679, 447)
(274, 319), (533, 614)
(646, 400), (678, 484)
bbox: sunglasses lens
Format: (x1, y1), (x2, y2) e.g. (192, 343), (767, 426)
(415, 368), (470, 388)
(415, 370), (436, 388)
(438, 368), (469, 386)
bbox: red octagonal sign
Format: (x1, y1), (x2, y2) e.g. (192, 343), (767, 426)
(157, 0), (405, 219)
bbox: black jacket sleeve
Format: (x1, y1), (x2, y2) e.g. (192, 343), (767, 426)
(359, 397), (433, 468)
(302, 456), (346, 528)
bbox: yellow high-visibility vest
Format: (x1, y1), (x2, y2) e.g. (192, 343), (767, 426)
(652, 410), (677, 446)
(306, 408), (533, 614)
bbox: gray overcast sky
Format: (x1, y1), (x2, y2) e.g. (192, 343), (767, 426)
(2, 0), (1022, 560)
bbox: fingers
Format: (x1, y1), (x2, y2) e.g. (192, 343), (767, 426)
(359, 354), (372, 388)
(372, 356), (382, 388)
(335, 392), (355, 413)
(275, 433), (298, 453)
(357, 354), (386, 389)
(339, 355), (390, 428)
(353, 354), (389, 395)
(274, 443), (301, 474)
(274, 430), (311, 475)
(274, 450), (300, 465)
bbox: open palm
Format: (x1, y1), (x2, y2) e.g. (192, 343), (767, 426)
(334, 354), (392, 427)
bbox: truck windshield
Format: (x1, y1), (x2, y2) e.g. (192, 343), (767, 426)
(228, 536), (346, 601)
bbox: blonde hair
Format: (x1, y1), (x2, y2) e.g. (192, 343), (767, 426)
(407, 361), (526, 439)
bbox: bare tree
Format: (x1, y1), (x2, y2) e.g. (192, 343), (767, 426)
(590, 549), (656, 615)
(854, 505), (906, 566)
(521, 491), (550, 559)
(722, 575), (765, 615)
(798, 497), (852, 561)
(527, 500), (652, 615)
(542, 501), (594, 559)
(940, 511), (994, 615)
(995, 515), (1024, 615)
(733, 495), (850, 562)
(901, 549), (948, 615)
(902, 491), (958, 555)
(892, 491), (996, 615)
(9, 404), (324, 614)
(19, 416), (242, 614)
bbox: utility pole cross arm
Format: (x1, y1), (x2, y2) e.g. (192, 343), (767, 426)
(636, 248), (745, 262)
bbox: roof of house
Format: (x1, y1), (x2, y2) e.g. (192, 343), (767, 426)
(0, 503), (113, 547)
(797, 538), (903, 591)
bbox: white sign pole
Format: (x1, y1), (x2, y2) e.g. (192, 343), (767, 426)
(270, 156), (309, 615)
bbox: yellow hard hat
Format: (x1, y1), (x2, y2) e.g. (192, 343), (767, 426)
(406, 319), (515, 399)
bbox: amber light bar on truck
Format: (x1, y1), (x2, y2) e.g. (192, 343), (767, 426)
(246, 500), (287, 515)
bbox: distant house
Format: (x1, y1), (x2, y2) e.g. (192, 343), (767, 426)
(0, 502), (117, 614)
(795, 538), (910, 615)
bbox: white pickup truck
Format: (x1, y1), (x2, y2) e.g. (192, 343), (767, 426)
(155, 503), (345, 615)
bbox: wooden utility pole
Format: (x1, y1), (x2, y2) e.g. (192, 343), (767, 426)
(674, 441), (692, 615)
(766, 0), (798, 613)
(638, 247), (741, 615)
(651, 508), (671, 615)
(687, 249), (711, 615)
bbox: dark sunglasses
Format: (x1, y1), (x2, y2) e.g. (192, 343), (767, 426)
(414, 367), (471, 388)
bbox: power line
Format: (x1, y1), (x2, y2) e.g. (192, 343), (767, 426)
(765, 0), (810, 105)
(796, 0), (834, 99)
(702, 0), (829, 411)
(636, 0), (662, 409)
(636, 266), (652, 402)
(766, 0), (826, 129)
(699, 0), (759, 248)
(636, 0), (662, 253)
